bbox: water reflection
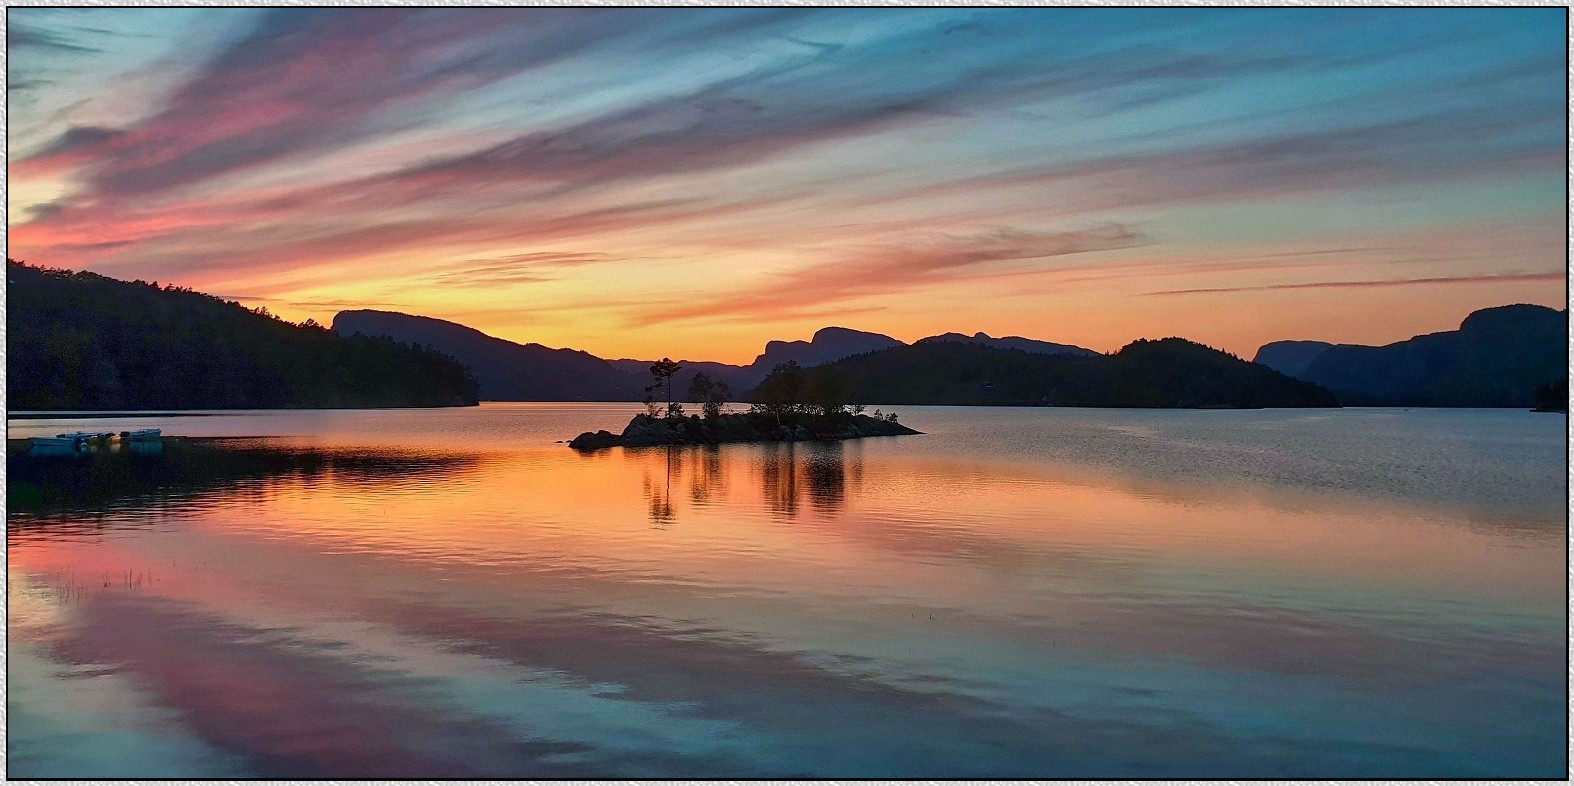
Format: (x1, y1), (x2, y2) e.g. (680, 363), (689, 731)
(7, 411), (1567, 778)
(633, 441), (860, 526)
(9, 439), (484, 537)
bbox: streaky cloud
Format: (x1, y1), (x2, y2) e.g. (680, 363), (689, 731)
(1144, 271), (1565, 297)
(629, 225), (1146, 326)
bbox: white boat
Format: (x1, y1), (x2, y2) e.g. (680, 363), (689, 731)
(56, 431), (115, 445)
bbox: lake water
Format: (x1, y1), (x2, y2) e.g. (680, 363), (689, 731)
(7, 404), (1567, 777)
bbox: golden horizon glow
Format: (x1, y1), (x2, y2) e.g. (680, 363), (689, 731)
(7, 9), (1566, 364)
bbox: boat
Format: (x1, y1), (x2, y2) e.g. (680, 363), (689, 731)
(56, 431), (113, 444)
(122, 428), (162, 441)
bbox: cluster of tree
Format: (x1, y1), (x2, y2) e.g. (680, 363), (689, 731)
(641, 358), (739, 421)
(640, 359), (893, 426)
(746, 361), (900, 423)
(8, 259), (479, 410)
(571, 360), (916, 451)
(761, 338), (1338, 408)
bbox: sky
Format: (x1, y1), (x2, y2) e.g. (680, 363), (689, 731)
(7, 7), (1567, 364)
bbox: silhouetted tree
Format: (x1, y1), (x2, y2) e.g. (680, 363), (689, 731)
(750, 361), (805, 424)
(647, 357), (683, 419)
(687, 372), (732, 423)
(804, 368), (851, 419)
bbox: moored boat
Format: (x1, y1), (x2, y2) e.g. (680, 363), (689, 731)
(56, 431), (115, 447)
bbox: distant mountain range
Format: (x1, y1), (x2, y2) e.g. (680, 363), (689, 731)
(16, 259), (1550, 412)
(1253, 304), (1567, 407)
(916, 331), (1099, 358)
(605, 326), (909, 394)
(332, 308), (1336, 409)
(333, 311), (1099, 402)
(17, 262), (1552, 412)
(789, 337), (1336, 408)
(333, 310), (642, 401)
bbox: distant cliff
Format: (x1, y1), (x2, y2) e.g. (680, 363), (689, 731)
(916, 331), (1097, 358)
(333, 310), (643, 401)
(772, 338), (1337, 408)
(8, 261), (478, 410)
(336, 315), (914, 400)
(1252, 340), (1334, 379)
(751, 327), (903, 370)
(1253, 304), (1567, 407)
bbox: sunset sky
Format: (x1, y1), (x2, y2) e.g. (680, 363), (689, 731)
(8, 8), (1566, 364)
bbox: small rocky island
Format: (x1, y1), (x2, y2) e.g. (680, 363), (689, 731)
(568, 359), (920, 451)
(569, 411), (920, 451)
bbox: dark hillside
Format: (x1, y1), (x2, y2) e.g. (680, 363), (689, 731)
(1256, 304), (1567, 407)
(8, 260), (477, 410)
(774, 338), (1337, 408)
(334, 309), (644, 401)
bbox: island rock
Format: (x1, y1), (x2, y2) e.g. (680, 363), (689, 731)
(568, 412), (921, 451)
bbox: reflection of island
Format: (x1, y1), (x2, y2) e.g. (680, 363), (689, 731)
(637, 441), (858, 526)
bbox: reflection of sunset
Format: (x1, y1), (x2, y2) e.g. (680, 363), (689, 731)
(9, 411), (1565, 776)
(13, 439), (1562, 636)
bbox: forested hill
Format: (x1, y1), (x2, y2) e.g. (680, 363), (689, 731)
(8, 260), (478, 410)
(788, 338), (1339, 408)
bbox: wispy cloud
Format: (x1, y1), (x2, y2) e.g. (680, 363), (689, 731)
(630, 225), (1146, 325)
(8, 24), (104, 54)
(6, 8), (1564, 356)
(1144, 271), (1565, 297)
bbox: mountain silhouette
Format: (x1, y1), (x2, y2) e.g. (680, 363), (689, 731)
(332, 310), (643, 401)
(1251, 340), (1334, 379)
(916, 331), (1097, 357)
(772, 337), (1337, 408)
(8, 261), (477, 410)
(337, 313), (919, 400)
(751, 327), (903, 370)
(1253, 304), (1567, 407)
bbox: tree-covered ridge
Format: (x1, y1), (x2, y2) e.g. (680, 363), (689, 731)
(775, 337), (1338, 408)
(8, 260), (478, 410)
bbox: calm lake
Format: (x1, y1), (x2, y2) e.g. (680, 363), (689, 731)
(6, 404), (1567, 777)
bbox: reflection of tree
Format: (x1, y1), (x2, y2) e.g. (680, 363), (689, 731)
(802, 442), (846, 515)
(760, 442), (800, 518)
(632, 441), (854, 525)
(8, 440), (484, 521)
(643, 446), (678, 528)
(688, 444), (726, 505)
(759, 441), (850, 518)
